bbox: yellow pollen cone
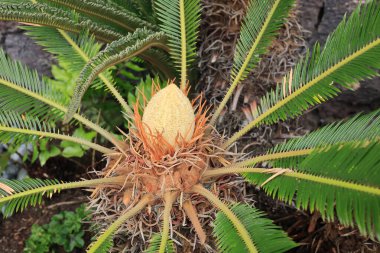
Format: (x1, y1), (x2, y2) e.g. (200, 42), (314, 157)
(142, 83), (195, 147)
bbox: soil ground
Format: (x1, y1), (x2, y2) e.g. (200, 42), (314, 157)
(0, 0), (379, 252)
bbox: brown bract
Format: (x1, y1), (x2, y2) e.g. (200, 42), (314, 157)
(101, 81), (218, 196)
(89, 82), (239, 252)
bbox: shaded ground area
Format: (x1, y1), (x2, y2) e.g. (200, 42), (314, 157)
(0, 0), (379, 252)
(0, 153), (96, 253)
(0, 190), (88, 253)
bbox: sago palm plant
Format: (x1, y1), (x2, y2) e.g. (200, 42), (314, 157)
(0, 0), (379, 252)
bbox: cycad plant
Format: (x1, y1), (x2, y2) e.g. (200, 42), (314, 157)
(0, 0), (379, 252)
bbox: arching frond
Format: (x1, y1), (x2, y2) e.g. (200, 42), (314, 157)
(64, 29), (167, 123)
(0, 3), (123, 43)
(0, 178), (60, 217)
(0, 177), (121, 217)
(0, 49), (66, 119)
(32, 0), (157, 33)
(192, 184), (258, 253)
(232, 0), (295, 85)
(23, 26), (103, 85)
(25, 25), (127, 104)
(237, 110), (380, 167)
(145, 234), (175, 253)
(224, 1), (380, 147)
(23, 25), (135, 127)
(155, 0), (201, 89)
(210, 0), (295, 126)
(0, 49), (118, 145)
(0, 110), (113, 153)
(245, 141), (380, 240)
(269, 110), (380, 167)
(214, 203), (297, 253)
(0, 49), (64, 104)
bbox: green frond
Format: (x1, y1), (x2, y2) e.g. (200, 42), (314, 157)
(0, 178), (60, 217)
(0, 177), (119, 217)
(210, 0), (295, 126)
(24, 26), (120, 97)
(231, 0), (295, 84)
(237, 109), (380, 168)
(64, 29), (167, 123)
(245, 141), (380, 240)
(0, 110), (113, 153)
(214, 203), (297, 253)
(32, 0), (157, 33)
(145, 234), (175, 253)
(155, 0), (201, 89)
(23, 26), (103, 84)
(0, 49), (119, 145)
(0, 49), (66, 119)
(0, 110), (55, 145)
(0, 3), (123, 43)
(0, 49), (65, 104)
(225, 1), (380, 147)
(23, 25), (134, 127)
(268, 110), (380, 167)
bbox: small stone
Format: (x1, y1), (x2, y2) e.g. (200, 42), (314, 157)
(1, 171), (11, 179)
(5, 164), (19, 178)
(17, 168), (28, 180)
(10, 153), (21, 163)
(17, 144), (27, 157)
(26, 143), (34, 153)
